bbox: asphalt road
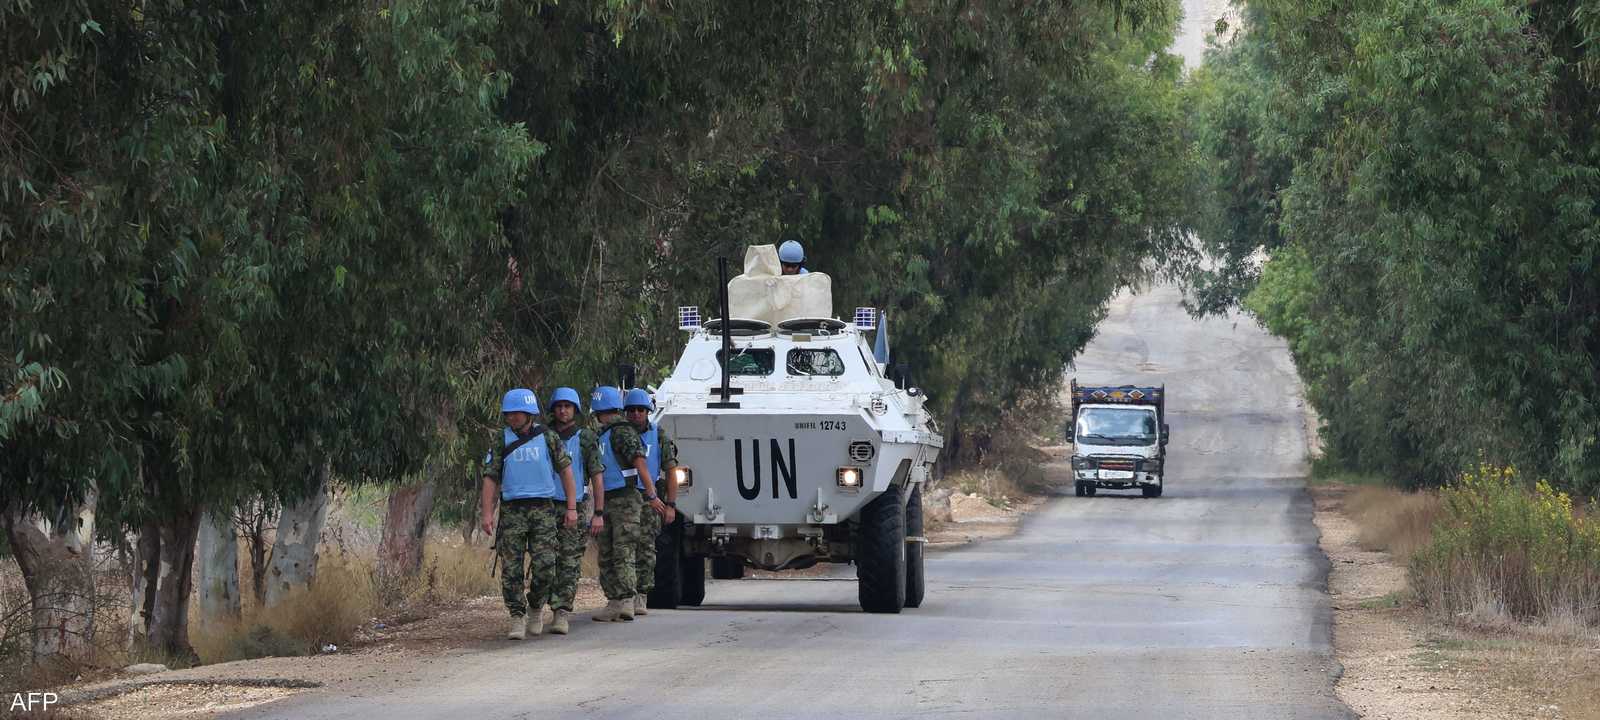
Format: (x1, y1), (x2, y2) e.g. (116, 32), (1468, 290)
(228, 285), (1349, 720)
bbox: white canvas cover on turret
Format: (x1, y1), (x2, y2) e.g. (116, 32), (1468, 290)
(727, 244), (833, 325)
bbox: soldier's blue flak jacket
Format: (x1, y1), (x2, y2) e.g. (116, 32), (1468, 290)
(553, 430), (587, 502)
(499, 426), (559, 500)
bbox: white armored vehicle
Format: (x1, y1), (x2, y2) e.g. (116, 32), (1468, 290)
(647, 246), (943, 613)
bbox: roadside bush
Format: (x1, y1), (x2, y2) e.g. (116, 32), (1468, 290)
(1411, 463), (1600, 631)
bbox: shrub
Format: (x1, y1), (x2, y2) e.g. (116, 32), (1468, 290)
(1345, 486), (1442, 564)
(1410, 463), (1600, 630)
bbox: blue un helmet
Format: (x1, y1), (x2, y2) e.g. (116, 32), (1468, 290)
(778, 240), (805, 264)
(500, 388), (540, 415)
(623, 388), (654, 411)
(590, 386), (624, 414)
(550, 387), (583, 411)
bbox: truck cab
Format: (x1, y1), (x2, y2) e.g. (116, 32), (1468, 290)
(1066, 381), (1168, 498)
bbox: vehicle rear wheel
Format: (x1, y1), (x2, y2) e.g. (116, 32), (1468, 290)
(904, 483), (925, 609)
(1142, 485), (1163, 498)
(647, 516), (682, 609)
(679, 552), (706, 606)
(856, 484), (907, 614)
(710, 556), (745, 580)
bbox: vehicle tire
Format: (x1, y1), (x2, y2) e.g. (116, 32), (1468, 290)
(904, 483), (926, 609)
(679, 553), (706, 606)
(1084, 484), (1097, 497)
(1074, 482), (1086, 497)
(711, 556), (745, 580)
(856, 483), (907, 614)
(1142, 485), (1163, 499)
(647, 516), (682, 609)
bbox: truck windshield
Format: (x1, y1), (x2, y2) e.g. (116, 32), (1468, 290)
(1076, 407), (1158, 446)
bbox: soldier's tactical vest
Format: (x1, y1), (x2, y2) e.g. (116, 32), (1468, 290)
(600, 423), (659, 493)
(637, 425), (661, 492)
(552, 428), (586, 502)
(501, 427), (558, 501)
(600, 426), (631, 492)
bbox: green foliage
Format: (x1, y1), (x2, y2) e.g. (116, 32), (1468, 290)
(1192, 0), (1600, 495)
(1410, 463), (1600, 625)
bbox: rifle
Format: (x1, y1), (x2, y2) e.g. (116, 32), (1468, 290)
(487, 509), (503, 577)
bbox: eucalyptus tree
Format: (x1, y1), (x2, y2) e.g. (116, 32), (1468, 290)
(3, 0), (537, 658)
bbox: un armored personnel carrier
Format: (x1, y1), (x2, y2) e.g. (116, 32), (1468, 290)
(646, 247), (943, 613)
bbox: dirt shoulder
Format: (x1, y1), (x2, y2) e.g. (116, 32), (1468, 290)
(1313, 484), (1599, 720)
(56, 472), (1056, 718)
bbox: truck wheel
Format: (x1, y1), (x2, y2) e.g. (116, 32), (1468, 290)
(647, 517), (682, 609)
(679, 553), (706, 606)
(904, 483), (926, 609)
(1142, 485), (1163, 498)
(1084, 484), (1097, 497)
(711, 556), (745, 580)
(1074, 482), (1086, 497)
(856, 484), (907, 614)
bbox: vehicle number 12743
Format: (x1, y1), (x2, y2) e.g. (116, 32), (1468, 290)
(819, 420), (848, 431)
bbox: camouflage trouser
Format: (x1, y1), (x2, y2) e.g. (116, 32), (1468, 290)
(597, 488), (643, 600)
(550, 496), (593, 612)
(634, 488), (662, 595)
(497, 500), (562, 617)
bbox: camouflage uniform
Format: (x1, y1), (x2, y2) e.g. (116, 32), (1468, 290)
(597, 419), (650, 600)
(634, 429), (677, 597)
(549, 421), (603, 613)
(485, 429), (572, 617)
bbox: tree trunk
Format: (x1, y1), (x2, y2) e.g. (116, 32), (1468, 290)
(235, 499), (273, 607)
(264, 466), (330, 607)
(2, 489), (98, 664)
(196, 510), (240, 626)
(128, 508), (202, 661)
(377, 481), (435, 582)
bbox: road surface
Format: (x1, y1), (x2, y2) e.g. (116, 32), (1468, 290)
(228, 284), (1349, 720)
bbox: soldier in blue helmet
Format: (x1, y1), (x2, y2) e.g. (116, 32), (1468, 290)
(589, 386), (673, 621)
(620, 387), (678, 615)
(779, 240), (809, 275)
(480, 388), (578, 640)
(542, 387), (605, 635)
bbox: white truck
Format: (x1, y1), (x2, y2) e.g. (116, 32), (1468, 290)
(645, 247), (943, 613)
(1066, 380), (1169, 498)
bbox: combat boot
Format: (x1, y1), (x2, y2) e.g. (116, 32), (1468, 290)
(592, 599), (625, 622)
(618, 596), (636, 621)
(633, 595), (649, 616)
(507, 614), (526, 640)
(549, 609), (571, 635)
(525, 606), (545, 636)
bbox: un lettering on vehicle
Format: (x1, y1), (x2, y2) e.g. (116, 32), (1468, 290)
(734, 438), (799, 500)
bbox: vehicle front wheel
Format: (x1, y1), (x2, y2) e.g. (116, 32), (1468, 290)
(647, 516), (682, 609)
(1142, 485), (1163, 498)
(856, 484), (907, 614)
(679, 552), (706, 606)
(904, 483), (925, 609)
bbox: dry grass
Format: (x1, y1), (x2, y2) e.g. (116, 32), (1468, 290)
(1344, 485), (1442, 564)
(190, 534), (500, 665)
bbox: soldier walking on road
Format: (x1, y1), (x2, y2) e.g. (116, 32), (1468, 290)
(622, 388), (678, 615)
(545, 387), (605, 635)
(590, 386), (670, 621)
(480, 389), (578, 640)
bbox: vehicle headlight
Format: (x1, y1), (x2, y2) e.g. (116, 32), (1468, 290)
(836, 467), (863, 488)
(670, 466), (693, 488)
(1142, 459), (1162, 475)
(1071, 456), (1092, 470)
